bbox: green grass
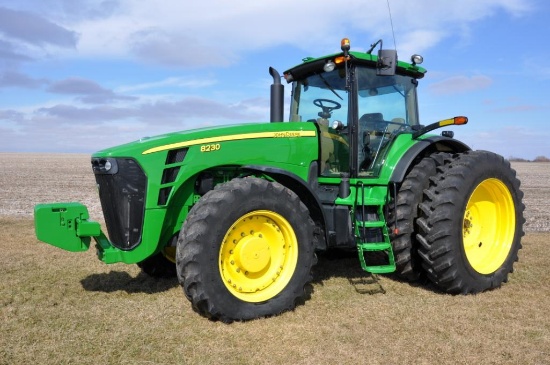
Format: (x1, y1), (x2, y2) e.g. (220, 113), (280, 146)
(2, 217), (550, 365)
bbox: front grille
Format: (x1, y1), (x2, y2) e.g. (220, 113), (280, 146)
(92, 157), (147, 250)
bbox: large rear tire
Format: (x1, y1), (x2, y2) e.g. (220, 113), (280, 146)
(416, 151), (525, 293)
(389, 153), (449, 281)
(176, 177), (316, 322)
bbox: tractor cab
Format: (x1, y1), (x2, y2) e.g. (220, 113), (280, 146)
(283, 38), (426, 178)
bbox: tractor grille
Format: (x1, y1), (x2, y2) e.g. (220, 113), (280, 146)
(92, 157), (147, 250)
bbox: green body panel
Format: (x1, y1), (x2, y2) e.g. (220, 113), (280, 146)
(120, 122), (316, 265)
(39, 122), (319, 263)
(34, 117), (439, 264)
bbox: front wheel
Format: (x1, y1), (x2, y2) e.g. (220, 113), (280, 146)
(416, 151), (525, 293)
(137, 249), (176, 278)
(176, 177), (316, 322)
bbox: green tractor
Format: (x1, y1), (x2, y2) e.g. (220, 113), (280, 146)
(35, 38), (525, 322)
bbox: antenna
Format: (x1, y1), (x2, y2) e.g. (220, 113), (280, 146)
(386, 0), (397, 50)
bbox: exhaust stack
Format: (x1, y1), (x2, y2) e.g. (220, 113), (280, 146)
(269, 67), (284, 123)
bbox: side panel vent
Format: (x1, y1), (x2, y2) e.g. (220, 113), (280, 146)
(162, 167), (180, 184)
(158, 187), (172, 205)
(166, 148), (188, 164)
(159, 148), (187, 206)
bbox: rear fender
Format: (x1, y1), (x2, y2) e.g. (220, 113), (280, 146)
(390, 136), (470, 183)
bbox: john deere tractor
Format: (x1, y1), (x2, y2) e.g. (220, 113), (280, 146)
(35, 38), (524, 322)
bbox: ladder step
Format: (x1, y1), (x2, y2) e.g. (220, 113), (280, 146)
(357, 242), (396, 274)
(356, 221), (385, 228)
(361, 264), (396, 274)
(352, 196), (395, 274)
(357, 242), (392, 251)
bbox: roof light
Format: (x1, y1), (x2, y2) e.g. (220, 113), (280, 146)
(341, 38), (350, 56)
(411, 54), (423, 65)
(323, 60), (336, 72)
(341, 38), (350, 51)
(334, 56), (346, 65)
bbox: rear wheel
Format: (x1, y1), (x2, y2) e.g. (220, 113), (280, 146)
(416, 151), (524, 293)
(389, 153), (449, 281)
(176, 177), (316, 322)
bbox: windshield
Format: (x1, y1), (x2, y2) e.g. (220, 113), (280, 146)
(288, 64), (419, 178)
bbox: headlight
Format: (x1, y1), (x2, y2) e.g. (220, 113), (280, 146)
(91, 158), (119, 175)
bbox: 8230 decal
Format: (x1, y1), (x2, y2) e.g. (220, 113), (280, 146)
(200, 143), (221, 152)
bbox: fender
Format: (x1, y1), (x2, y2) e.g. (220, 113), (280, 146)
(242, 164), (328, 250)
(390, 136), (470, 183)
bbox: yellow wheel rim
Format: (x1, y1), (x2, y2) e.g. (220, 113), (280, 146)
(162, 247), (176, 264)
(219, 210), (298, 302)
(463, 178), (516, 274)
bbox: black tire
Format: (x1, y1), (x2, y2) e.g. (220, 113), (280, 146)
(416, 151), (525, 293)
(389, 153), (450, 281)
(176, 177), (316, 322)
(137, 251), (176, 278)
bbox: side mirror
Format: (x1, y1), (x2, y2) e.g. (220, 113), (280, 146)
(377, 49), (397, 76)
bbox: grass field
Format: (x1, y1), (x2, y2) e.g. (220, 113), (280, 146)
(1, 153), (549, 364)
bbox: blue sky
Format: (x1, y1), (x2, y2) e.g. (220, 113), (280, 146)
(0, 0), (548, 159)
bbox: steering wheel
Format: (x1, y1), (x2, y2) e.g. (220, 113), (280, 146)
(313, 99), (341, 118)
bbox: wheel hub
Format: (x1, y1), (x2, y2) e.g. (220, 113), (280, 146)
(234, 235), (271, 273)
(462, 178), (515, 274)
(219, 210), (298, 302)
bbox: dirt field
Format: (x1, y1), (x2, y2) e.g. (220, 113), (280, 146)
(1, 153), (549, 364)
(1, 153), (548, 231)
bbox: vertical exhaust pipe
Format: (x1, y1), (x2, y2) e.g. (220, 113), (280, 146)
(269, 67), (284, 123)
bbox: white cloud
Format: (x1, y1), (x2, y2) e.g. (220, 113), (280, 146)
(63, 0), (533, 67)
(116, 76), (217, 93)
(428, 75), (493, 95)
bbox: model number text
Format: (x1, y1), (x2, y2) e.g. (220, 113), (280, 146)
(200, 143), (221, 152)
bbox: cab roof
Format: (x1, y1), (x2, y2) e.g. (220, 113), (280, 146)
(284, 50), (427, 82)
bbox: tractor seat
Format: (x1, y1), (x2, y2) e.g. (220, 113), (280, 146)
(359, 113), (385, 131)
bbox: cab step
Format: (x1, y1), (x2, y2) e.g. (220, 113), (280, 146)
(357, 241), (396, 274)
(353, 183), (396, 274)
